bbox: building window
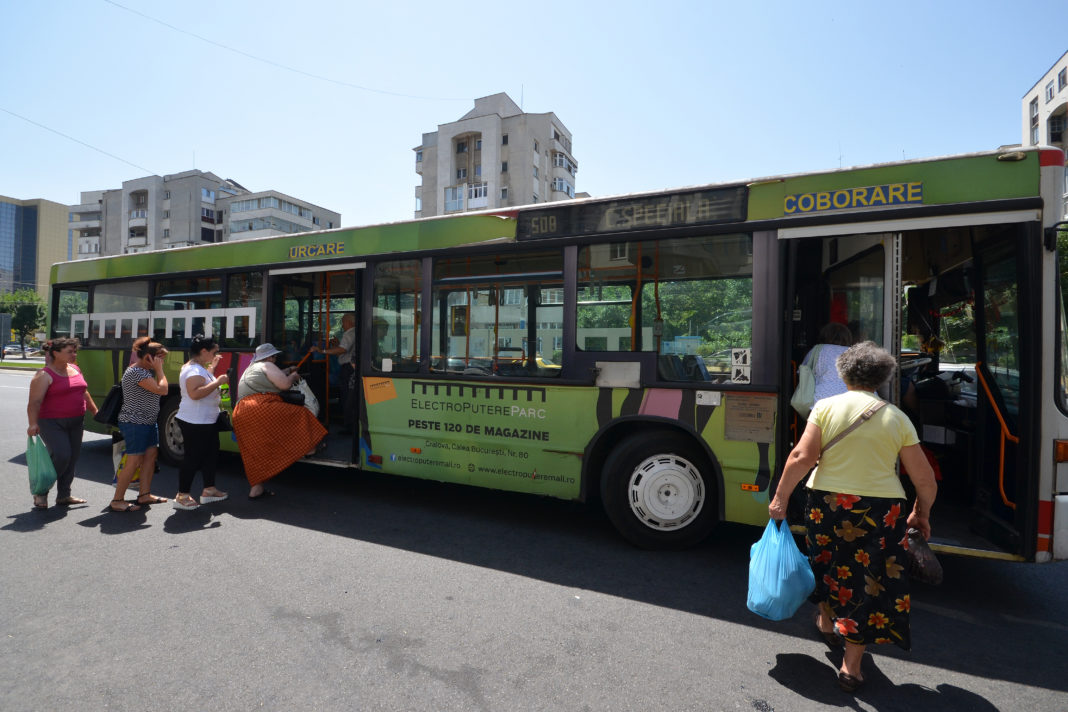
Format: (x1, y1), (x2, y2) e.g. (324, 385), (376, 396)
(1030, 97), (1040, 145)
(164, 191), (171, 199)
(313, 216), (320, 225)
(1047, 81), (1056, 103)
(415, 196), (422, 212)
(501, 161), (508, 173)
(1060, 68), (1067, 92)
(500, 187), (508, 200)
(162, 210), (169, 218)
(201, 207), (216, 221)
(475, 139), (482, 150)
(533, 140), (539, 153)
(475, 165), (482, 178)
(552, 178), (575, 198)
(444, 187), (463, 212)
(502, 134), (508, 145)
(468, 182), (488, 200)
(163, 229), (170, 238)
(1051, 115), (1066, 144)
(457, 168), (467, 180)
(533, 166), (538, 178)
(202, 188), (215, 203)
(456, 141), (468, 154)
(415, 150), (423, 162)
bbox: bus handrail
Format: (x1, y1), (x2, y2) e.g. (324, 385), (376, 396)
(974, 362), (1017, 510)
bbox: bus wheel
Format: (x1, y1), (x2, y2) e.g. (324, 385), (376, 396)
(157, 397), (185, 467)
(600, 432), (716, 549)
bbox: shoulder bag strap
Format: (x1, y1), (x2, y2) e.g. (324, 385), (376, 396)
(820, 400), (888, 456)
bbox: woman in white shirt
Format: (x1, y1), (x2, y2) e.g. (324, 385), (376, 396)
(173, 335), (230, 510)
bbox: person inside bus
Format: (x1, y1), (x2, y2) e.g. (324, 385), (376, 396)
(769, 341), (937, 693)
(112, 337), (171, 512)
(233, 343), (327, 499)
(800, 323), (853, 406)
(310, 313), (356, 430)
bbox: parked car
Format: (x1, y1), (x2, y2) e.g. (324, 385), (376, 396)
(3, 344), (23, 355)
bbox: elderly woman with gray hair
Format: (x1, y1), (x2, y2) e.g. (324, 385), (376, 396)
(769, 341), (937, 693)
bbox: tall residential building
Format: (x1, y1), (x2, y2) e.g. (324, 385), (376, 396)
(0, 195), (70, 300)
(1022, 49), (1068, 217)
(413, 93), (577, 218)
(70, 170), (340, 259)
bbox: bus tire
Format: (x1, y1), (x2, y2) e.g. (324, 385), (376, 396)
(157, 397), (185, 467)
(600, 432), (716, 550)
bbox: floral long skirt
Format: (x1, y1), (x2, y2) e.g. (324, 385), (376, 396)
(805, 489), (912, 650)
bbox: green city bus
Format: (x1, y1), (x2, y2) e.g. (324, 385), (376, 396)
(49, 146), (1068, 559)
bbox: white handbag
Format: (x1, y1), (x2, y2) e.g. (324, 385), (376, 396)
(790, 345), (821, 419)
(293, 377), (319, 417)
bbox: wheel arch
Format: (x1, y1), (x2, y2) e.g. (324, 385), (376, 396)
(581, 415), (725, 523)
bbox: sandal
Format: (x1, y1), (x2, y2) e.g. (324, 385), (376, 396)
(172, 495), (199, 510)
(814, 610), (842, 648)
(136, 493), (168, 505)
(32, 495), (48, 510)
(837, 672), (864, 693)
(109, 499), (141, 513)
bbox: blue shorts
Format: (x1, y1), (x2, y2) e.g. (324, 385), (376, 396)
(118, 422), (159, 455)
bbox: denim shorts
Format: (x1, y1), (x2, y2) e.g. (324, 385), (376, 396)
(118, 422), (159, 455)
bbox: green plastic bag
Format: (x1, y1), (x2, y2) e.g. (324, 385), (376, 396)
(27, 436), (58, 496)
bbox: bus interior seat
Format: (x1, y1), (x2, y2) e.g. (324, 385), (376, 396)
(681, 354), (711, 381)
(658, 354), (686, 381)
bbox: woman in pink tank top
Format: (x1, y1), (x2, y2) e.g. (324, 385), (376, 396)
(26, 338), (99, 510)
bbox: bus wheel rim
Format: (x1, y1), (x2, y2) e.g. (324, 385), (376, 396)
(165, 413), (184, 458)
(627, 453), (704, 531)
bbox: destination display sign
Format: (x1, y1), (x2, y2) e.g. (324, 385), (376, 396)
(517, 186), (747, 240)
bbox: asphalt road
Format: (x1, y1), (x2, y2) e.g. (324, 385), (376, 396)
(1, 368), (1066, 711)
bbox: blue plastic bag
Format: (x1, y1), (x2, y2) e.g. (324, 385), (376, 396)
(27, 436), (58, 497)
(747, 518), (815, 621)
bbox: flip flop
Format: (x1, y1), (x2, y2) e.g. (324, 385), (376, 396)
(200, 493), (228, 503)
(109, 500), (141, 513)
(248, 489), (275, 500)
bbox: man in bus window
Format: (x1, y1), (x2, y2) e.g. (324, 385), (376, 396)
(311, 313), (356, 429)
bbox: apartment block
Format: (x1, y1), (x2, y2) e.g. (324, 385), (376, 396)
(70, 170), (340, 259)
(1022, 49), (1068, 217)
(0, 195), (70, 299)
(414, 93), (577, 217)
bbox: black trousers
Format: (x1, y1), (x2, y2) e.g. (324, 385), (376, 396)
(177, 419), (219, 493)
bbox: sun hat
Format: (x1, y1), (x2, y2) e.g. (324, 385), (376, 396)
(252, 343), (281, 363)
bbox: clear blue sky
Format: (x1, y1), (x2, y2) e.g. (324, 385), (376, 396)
(2, 0), (1064, 227)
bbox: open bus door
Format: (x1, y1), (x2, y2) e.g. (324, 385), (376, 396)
(786, 224), (1041, 559)
(267, 264), (364, 466)
(967, 231), (1038, 556)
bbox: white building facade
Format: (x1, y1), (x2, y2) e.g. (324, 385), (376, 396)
(1022, 49), (1068, 217)
(414, 93), (577, 218)
(70, 170), (340, 259)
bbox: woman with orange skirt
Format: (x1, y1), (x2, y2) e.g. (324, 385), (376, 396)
(234, 343), (326, 499)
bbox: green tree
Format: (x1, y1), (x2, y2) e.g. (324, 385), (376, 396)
(0, 289), (46, 359)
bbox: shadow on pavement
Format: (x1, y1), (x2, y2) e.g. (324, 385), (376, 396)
(62, 437), (1068, 695)
(769, 652), (1001, 711)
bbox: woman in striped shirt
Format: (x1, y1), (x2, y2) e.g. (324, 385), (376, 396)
(111, 337), (170, 512)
